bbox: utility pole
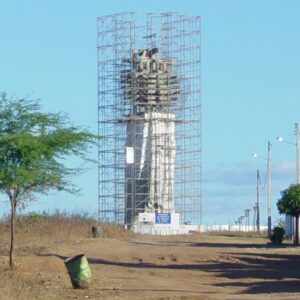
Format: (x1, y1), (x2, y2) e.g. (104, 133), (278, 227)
(256, 170), (260, 232)
(296, 123), (300, 184)
(277, 124), (300, 239)
(267, 141), (272, 238)
(238, 217), (241, 231)
(294, 123), (300, 244)
(245, 209), (251, 232)
(240, 216), (245, 231)
(253, 205), (257, 231)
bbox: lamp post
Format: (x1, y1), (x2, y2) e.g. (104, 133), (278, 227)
(253, 140), (272, 238)
(253, 205), (257, 231)
(240, 216), (245, 231)
(267, 141), (272, 238)
(296, 123), (300, 184)
(276, 122), (300, 239)
(276, 122), (300, 185)
(238, 217), (242, 231)
(245, 209), (251, 232)
(256, 170), (260, 232)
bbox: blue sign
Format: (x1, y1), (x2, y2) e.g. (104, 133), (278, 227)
(155, 213), (171, 224)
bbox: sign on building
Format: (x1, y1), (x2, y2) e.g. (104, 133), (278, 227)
(155, 213), (171, 224)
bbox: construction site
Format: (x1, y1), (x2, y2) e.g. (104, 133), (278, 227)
(97, 12), (202, 234)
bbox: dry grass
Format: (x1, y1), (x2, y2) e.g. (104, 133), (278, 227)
(0, 211), (133, 255)
(0, 269), (54, 300)
(0, 211), (135, 300)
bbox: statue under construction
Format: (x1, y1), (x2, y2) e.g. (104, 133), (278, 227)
(97, 12), (202, 232)
(121, 48), (180, 225)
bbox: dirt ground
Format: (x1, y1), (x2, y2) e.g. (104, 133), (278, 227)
(1, 232), (300, 299)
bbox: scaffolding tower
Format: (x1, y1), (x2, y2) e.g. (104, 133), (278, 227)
(97, 12), (202, 227)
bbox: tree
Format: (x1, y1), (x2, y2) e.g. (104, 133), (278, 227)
(0, 93), (96, 268)
(277, 184), (300, 245)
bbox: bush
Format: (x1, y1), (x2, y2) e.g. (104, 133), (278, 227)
(270, 226), (285, 245)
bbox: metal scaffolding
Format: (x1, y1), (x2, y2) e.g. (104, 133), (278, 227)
(97, 12), (202, 227)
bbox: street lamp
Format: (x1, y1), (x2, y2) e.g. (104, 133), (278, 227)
(253, 205), (257, 231)
(237, 217), (242, 231)
(256, 170), (260, 232)
(240, 216), (245, 231)
(276, 122), (300, 185)
(245, 209), (251, 232)
(253, 141), (272, 238)
(276, 123), (300, 239)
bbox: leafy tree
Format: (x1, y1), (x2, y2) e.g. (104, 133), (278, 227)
(0, 93), (96, 268)
(277, 184), (300, 245)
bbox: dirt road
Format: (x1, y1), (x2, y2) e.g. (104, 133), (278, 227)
(1, 232), (300, 299)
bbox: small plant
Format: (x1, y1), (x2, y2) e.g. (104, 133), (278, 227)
(270, 226), (285, 245)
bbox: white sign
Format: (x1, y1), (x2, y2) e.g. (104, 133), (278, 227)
(125, 147), (134, 164)
(138, 213), (155, 223)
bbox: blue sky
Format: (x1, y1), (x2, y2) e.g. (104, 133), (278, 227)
(0, 0), (299, 225)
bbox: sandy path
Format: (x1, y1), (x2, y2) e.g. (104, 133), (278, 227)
(2, 233), (300, 299)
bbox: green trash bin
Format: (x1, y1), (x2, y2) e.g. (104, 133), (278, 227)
(64, 254), (92, 289)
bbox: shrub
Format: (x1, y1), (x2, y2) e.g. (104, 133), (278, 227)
(270, 226), (285, 245)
